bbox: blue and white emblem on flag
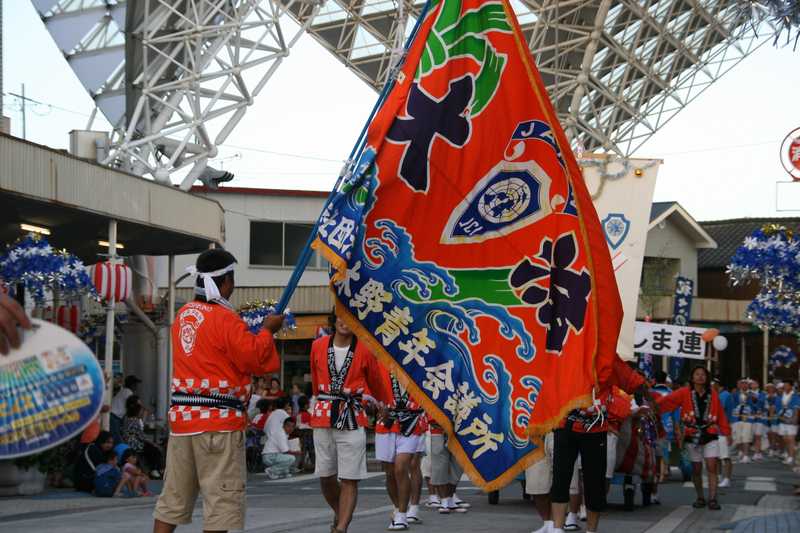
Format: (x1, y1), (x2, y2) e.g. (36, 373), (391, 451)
(601, 213), (631, 250)
(442, 161), (551, 244)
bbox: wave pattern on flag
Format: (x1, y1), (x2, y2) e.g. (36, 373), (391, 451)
(311, 0), (622, 490)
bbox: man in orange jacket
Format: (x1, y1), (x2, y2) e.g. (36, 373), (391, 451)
(309, 312), (392, 533)
(153, 249), (284, 533)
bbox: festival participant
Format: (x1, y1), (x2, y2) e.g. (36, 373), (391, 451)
(525, 432), (581, 533)
(778, 381), (800, 465)
(310, 311), (392, 533)
(429, 419), (470, 517)
(374, 365), (428, 530)
(408, 441), (426, 523)
(550, 357), (646, 533)
(732, 379), (755, 463)
(765, 382), (782, 458)
(153, 249), (284, 533)
(650, 372), (677, 484)
(748, 380), (768, 460)
(713, 379), (734, 487)
(605, 386), (634, 495)
(657, 366), (731, 510)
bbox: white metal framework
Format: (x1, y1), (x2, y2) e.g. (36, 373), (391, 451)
(30, 0), (771, 182)
(31, 0), (319, 188)
(284, 0), (766, 156)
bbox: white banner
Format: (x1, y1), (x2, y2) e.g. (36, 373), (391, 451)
(581, 157), (661, 360)
(634, 322), (707, 360)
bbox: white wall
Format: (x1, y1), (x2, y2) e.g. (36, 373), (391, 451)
(156, 190), (329, 289)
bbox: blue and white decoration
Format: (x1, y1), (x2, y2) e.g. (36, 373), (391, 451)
(669, 276), (694, 381)
(601, 213), (631, 250)
(728, 225), (800, 334)
(770, 345), (798, 370)
(239, 300), (296, 334)
(0, 234), (95, 305)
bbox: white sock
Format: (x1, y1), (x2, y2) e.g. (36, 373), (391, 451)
(566, 512), (578, 525)
(544, 520), (554, 529)
(409, 504), (419, 515)
(395, 511), (407, 524)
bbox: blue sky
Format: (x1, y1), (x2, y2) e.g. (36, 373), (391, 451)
(3, 1), (799, 221)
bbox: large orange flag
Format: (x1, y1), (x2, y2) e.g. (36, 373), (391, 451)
(311, 0), (622, 490)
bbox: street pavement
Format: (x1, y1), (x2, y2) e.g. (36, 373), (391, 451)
(1, 458), (799, 533)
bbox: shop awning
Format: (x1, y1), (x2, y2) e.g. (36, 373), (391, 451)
(0, 134), (224, 262)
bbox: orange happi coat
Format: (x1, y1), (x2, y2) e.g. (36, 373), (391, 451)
(170, 301), (280, 434)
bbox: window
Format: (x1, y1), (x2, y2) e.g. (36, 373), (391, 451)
(249, 221), (325, 268)
(640, 257), (680, 295)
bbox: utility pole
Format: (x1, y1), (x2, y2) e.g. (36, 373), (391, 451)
(8, 84), (36, 140)
(20, 83), (25, 139)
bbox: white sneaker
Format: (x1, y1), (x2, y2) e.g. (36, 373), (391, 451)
(753, 453), (764, 461)
(564, 512), (581, 531)
(740, 455), (752, 464)
(407, 505), (421, 524)
(718, 478), (730, 488)
(387, 521), (408, 530)
(783, 457), (795, 465)
(578, 505), (587, 521)
(425, 495), (441, 508)
(453, 494), (471, 508)
(531, 521), (554, 533)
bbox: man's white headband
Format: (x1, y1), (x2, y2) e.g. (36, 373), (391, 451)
(187, 263), (235, 302)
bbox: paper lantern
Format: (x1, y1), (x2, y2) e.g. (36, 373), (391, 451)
(56, 304), (80, 333)
(88, 261), (132, 302)
(712, 335), (728, 351)
(701, 328), (719, 342)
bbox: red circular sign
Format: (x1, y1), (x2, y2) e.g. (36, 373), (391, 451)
(780, 128), (800, 181)
(790, 137), (800, 173)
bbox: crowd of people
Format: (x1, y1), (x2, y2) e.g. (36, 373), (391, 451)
(1, 251), (799, 533)
(71, 374), (164, 498)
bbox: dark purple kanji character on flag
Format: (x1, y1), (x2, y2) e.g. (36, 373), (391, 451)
(386, 77), (473, 192)
(510, 234), (591, 353)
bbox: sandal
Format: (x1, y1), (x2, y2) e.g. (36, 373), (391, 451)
(692, 498), (706, 508)
(708, 499), (721, 510)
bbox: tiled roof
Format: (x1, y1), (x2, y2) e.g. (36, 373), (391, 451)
(650, 201), (677, 223)
(698, 217), (800, 269)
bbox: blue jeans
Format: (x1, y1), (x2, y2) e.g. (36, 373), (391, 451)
(262, 452), (295, 478)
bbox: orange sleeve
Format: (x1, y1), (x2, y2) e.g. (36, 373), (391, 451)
(223, 312), (280, 376)
(608, 389), (632, 421)
(310, 338), (326, 393)
(611, 356), (646, 394)
(364, 351), (394, 405)
(656, 387), (687, 414)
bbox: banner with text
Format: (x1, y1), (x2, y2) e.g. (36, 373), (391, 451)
(634, 321), (706, 360)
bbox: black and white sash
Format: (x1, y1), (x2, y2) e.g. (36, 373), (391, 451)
(382, 375), (423, 436)
(322, 336), (360, 431)
(688, 389), (715, 444)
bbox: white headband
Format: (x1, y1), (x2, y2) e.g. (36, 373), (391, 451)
(187, 263), (235, 302)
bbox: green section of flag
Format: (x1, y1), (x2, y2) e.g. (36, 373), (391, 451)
(400, 268), (522, 306)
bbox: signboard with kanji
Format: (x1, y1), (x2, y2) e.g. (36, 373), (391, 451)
(634, 321), (707, 360)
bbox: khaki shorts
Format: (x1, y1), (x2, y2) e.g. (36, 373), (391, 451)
(686, 440), (720, 463)
(421, 433), (432, 478)
(153, 431), (246, 531)
(430, 434), (463, 486)
(733, 422), (753, 444)
(314, 427), (367, 480)
(524, 432), (580, 495)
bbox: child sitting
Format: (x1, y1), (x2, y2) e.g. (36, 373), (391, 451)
(94, 450), (127, 498)
(120, 449), (153, 496)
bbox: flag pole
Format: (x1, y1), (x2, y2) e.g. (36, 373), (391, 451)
(275, 1), (430, 313)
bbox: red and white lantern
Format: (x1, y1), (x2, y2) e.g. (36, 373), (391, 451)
(56, 304), (80, 333)
(89, 261), (132, 302)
